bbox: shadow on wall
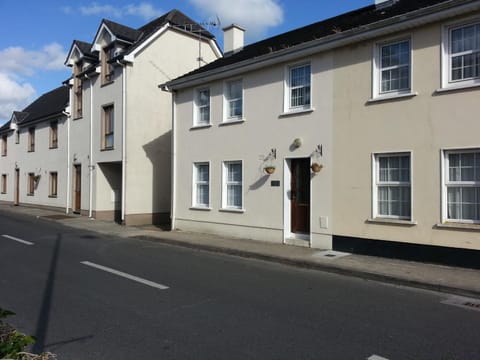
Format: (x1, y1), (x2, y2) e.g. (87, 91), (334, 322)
(142, 130), (172, 226)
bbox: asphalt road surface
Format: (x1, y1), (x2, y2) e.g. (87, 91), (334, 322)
(1, 210), (479, 359)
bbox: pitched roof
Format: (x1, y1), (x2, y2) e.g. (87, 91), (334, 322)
(103, 19), (141, 43)
(74, 40), (96, 59)
(18, 86), (69, 125)
(0, 121), (10, 133)
(169, 0), (461, 83)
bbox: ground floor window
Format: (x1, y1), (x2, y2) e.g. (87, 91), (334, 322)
(444, 149), (480, 223)
(49, 172), (58, 197)
(1, 174), (6, 194)
(193, 162), (209, 208)
(222, 161), (243, 210)
(28, 173), (35, 195)
(373, 153), (411, 219)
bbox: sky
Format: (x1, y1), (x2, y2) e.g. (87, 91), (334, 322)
(0, 0), (373, 125)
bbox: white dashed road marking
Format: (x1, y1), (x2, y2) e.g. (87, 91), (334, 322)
(2, 234), (34, 246)
(368, 355), (389, 360)
(80, 261), (169, 290)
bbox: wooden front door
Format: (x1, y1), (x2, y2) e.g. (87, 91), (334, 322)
(14, 168), (19, 206)
(290, 158), (310, 235)
(74, 165), (81, 213)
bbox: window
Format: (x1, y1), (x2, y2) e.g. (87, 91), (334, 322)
(50, 121), (58, 149)
(28, 127), (35, 152)
(225, 80), (243, 121)
(194, 88), (210, 126)
(374, 153), (411, 219)
(15, 130), (19, 144)
(101, 46), (114, 84)
(74, 61), (83, 118)
(49, 172), (58, 197)
(1, 174), (6, 194)
(286, 63), (311, 111)
(1, 135), (6, 156)
(374, 39), (411, 97)
(193, 162), (210, 208)
(443, 21), (480, 88)
(222, 161), (243, 210)
(444, 149), (480, 223)
(102, 105), (114, 149)
(28, 173), (35, 195)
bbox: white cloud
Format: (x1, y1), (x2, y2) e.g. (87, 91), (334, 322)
(188, 0), (284, 38)
(0, 43), (67, 76)
(78, 2), (163, 20)
(0, 73), (36, 121)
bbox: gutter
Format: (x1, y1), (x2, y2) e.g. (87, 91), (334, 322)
(119, 61), (127, 224)
(85, 73), (94, 218)
(164, 0), (480, 90)
(64, 107), (71, 214)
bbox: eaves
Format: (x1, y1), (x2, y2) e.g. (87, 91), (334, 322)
(165, 0), (480, 90)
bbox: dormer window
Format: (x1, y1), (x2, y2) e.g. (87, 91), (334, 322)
(101, 46), (115, 85)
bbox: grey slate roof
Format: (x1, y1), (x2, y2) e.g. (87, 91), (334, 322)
(170, 0), (458, 82)
(18, 86), (69, 126)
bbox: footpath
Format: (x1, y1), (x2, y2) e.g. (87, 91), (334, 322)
(1, 203), (479, 299)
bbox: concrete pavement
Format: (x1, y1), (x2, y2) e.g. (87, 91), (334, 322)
(1, 203), (479, 299)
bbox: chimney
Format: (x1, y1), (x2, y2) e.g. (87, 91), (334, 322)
(223, 24), (245, 55)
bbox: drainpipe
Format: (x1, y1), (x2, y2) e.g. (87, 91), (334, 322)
(171, 90), (176, 230)
(63, 108), (71, 214)
(119, 61), (127, 224)
(85, 73), (94, 218)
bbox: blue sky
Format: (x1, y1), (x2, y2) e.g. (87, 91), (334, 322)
(0, 0), (373, 125)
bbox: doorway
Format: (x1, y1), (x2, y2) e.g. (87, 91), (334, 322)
(289, 158), (311, 237)
(73, 165), (81, 213)
(14, 168), (19, 206)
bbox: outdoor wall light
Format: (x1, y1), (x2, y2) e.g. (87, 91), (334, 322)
(293, 138), (302, 148)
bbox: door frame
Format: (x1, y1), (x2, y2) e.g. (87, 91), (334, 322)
(283, 157), (312, 244)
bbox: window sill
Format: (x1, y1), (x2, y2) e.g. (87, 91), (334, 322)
(28, 150), (35, 153)
(73, 116), (83, 121)
(101, 147), (114, 151)
(219, 208), (245, 214)
(190, 124), (212, 130)
(368, 92), (418, 103)
(435, 222), (480, 231)
(27, 193), (34, 197)
(219, 118), (245, 126)
(101, 80), (114, 88)
(435, 82), (480, 94)
(48, 195), (58, 198)
(189, 206), (212, 211)
(366, 218), (417, 226)
(279, 108), (314, 118)
(0, 192), (6, 195)
(49, 146), (58, 150)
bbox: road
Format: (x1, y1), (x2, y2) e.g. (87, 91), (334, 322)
(0, 210), (479, 359)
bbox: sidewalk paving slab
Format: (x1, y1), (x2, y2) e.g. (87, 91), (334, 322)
(1, 203), (479, 299)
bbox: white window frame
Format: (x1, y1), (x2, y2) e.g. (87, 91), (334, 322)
(372, 152), (412, 221)
(373, 37), (412, 99)
(221, 160), (244, 211)
(442, 148), (480, 224)
(441, 18), (480, 90)
(284, 62), (312, 113)
(223, 79), (244, 122)
(192, 162), (210, 209)
(194, 87), (211, 127)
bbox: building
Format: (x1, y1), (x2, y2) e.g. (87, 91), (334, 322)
(164, 0), (480, 265)
(62, 9), (221, 225)
(0, 86), (69, 209)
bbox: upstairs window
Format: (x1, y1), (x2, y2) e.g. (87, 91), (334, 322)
(15, 130), (19, 144)
(50, 121), (58, 149)
(286, 63), (311, 111)
(28, 127), (35, 152)
(373, 39), (411, 97)
(74, 61), (83, 118)
(1, 135), (6, 156)
(101, 46), (115, 84)
(194, 88), (210, 127)
(373, 153), (411, 220)
(224, 80), (243, 121)
(102, 105), (114, 150)
(444, 149), (480, 223)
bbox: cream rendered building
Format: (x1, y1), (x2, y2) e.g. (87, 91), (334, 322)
(166, 0), (480, 266)
(65, 9), (221, 225)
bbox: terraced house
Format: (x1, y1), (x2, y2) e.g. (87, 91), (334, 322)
(165, 0), (480, 265)
(63, 9), (221, 225)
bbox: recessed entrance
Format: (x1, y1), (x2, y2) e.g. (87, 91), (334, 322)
(285, 158), (311, 244)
